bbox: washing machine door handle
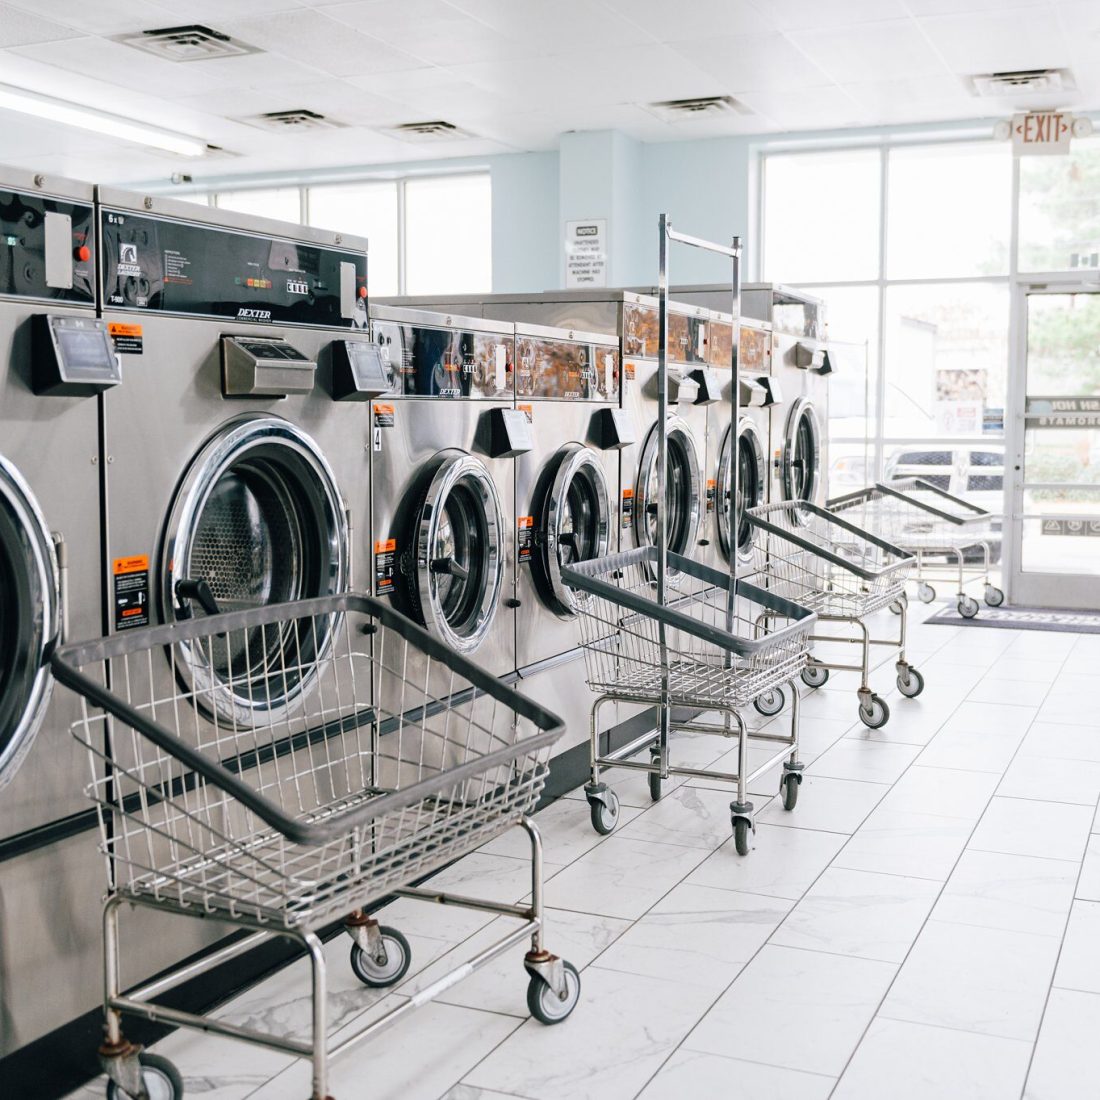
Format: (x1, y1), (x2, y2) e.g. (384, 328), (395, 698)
(430, 555), (470, 583)
(175, 577), (221, 618)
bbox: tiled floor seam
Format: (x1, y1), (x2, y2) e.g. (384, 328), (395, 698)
(825, 640), (1072, 1099)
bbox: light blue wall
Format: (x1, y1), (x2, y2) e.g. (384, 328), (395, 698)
(488, 151), (559, 293)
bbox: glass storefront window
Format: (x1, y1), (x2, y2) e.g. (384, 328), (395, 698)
(887, 143), (1011, 279)
(1019, 136), (1100, 273)
(215, 187), (301, 223)
(405, 175), (492, 295)
(764, 149), (881, 282)
(308, 182), (399, 297)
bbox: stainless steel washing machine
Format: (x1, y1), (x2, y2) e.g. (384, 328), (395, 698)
(367, 305), (520, 688)
(0, 168), (121, 1053)
(97, 188), (371, 991)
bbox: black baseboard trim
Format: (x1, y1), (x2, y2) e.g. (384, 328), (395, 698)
(1, 706), (664, 1098)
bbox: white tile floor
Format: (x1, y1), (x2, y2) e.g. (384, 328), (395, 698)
(68, 604), (1100, 1099)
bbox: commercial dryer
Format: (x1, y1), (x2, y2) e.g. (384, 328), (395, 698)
(97, 188), (372, 988)
(367, 305), (521, 689)
(0, 168), (120, 1054)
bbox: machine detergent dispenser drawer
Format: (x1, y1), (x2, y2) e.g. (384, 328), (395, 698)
(32, 314), (121, 396)
(222, 335), (316, 397)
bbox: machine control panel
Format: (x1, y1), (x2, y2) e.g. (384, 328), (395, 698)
(32, 314), (121, 396)
(515, 334), (619, 401)
(100, 208), (367, 328)
(331, 339), (392, 401)
(371, 320), (514, 398)
(222, 335), (316, 397)
(1, 188), (95, 304)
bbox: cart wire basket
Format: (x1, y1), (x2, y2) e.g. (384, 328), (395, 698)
(562, 545), (817, 854)
(829, 477), (1004, 619)
(747, 500), (923, 729)
(51, 593), (578, 1100)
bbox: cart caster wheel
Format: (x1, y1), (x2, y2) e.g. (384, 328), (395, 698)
(957, 596), (980, 619)
(984, 585), (1005, 608)
(888, 600), (903, 615)
(648, 770), (662, 802)
(859, 694), (890, 729)
(896, 667), (925, 699)
(105, 1053), (183, 1100)
(527, 960), (581, 1024)
(781, 772), (801, 811)
(587, 788), (620, 835)
(754, 687), (785, 717)
(801, 665), (830, 689)
(350, 927), (411, 988)
(917, 582), (936, 604)
(732, 816), (753, 855)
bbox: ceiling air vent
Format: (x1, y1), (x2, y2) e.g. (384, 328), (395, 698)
(646, 96), (752, 121)
(971, 69), (1076, 97)
(383, 120), (473, 142)
(114, 25), (261, 61)
(245, 110), (345, 132)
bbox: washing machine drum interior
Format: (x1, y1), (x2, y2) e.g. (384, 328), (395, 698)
(783, 398), (822, 516)
(0, 458), (58, 787)
(410, 452), (504, 653)
(636, 417), (702, 565)
(718, 418), (766, 563)
(537, 444), (610, 616)
(166, 418), (348, 723)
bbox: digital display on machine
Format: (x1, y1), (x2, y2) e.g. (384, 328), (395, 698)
(32, 315), (121, 395)
(56, 328), (117, 374)
(0, 189), (95, 304)
(372, 321), (514, 399)
(100, 208), (367, 327)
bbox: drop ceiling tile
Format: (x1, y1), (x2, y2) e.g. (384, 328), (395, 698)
(0, 4), (81, 46)
(751, 0), (909, 31)
(0, 0), (167, 35)
(603, 0), (770, 40)
(840, 77), (985, 123)
(918, 7), (1073, 75)
(788, 18), (952, 83)
(346, 64), (458, 96)
(177, 79), (402, 128)
(738, 84), (868, 129)
(148, 0), (307, 18)
(904, 0), (1041, 13)
(671, 33), (835, 93)
(323, 0), (479, 37)
(445, 0), (656, 49)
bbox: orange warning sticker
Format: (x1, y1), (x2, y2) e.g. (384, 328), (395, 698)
(620, 488), (634, 529)
(518, 403), (533, 423)
(108, 323), (142, 337)
(108, 322), (143, 355)
(373, 403), (395, 427)
(374, 538), (396, 554)
(517, 516), (534, 563)
(113, 555), (148, 576)
(624, 361), (636, 381)
(374, 539), (397, 594)
(113, 555), (149, 629)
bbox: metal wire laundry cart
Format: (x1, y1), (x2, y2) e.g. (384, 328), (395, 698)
(50, 594), (575, 1100)
(829, 477), (1004, 619)
(562, 546), (816, 855)
(746, 500), (921, 729)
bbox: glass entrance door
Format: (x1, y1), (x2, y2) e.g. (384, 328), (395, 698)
(1009, 287), (1100, 608)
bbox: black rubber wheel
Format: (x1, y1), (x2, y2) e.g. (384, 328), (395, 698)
(958, 596), (980, 619)
(648, 770), (662, 802)
(859, 694), (890, 729)
(527, 960), (581, 1024)
(984, 586), (1005, 608)
(896, 668), (925, 699)
(589, 790), (620, 835)
(781, 773), (800, 811)
(350, 927), (412, 988)
(733, 816), (752, 856)
(801, 665), (830, 689)
(106, 1054), (183, 1100)
(754, 687), (785, 717)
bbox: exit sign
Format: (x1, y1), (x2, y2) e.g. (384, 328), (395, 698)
(1003, 111), (1093, 156)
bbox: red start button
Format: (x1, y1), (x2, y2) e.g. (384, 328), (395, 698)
(358, 286), (367, 298)
(75, 245), (91, 262)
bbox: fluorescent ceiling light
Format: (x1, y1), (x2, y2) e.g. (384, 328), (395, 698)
(0, 83), (207, 157)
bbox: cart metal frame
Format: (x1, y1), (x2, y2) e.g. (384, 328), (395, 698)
(51, 594), (574, 1100)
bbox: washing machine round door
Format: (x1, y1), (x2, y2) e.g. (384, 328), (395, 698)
(717, 417), (767, 565)
(539, 444), (611, 616)
(782, 398), (822, 520)
(635, 416), (702, 573)
(163, 416), (349, 725)
(0, 456), (59, 788)
(411, 452), (505, 654)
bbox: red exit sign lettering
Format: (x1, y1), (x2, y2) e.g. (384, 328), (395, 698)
(1008, 111), (1083, 156)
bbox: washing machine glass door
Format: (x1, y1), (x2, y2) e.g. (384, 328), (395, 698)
(0, 456), (58, 788)
(718, 417), (767, 564)
(782, 398), (822, 520)
(540, 444), (611, 615)
(164, 416), (348, 725)
(635, 416), (702, 574)
(413, 453), (505, 653)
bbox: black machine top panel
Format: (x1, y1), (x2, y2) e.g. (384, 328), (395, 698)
(99, 208), (367, 328)
(372, 320), (514, 398)
(0, 188), (95, 305)
(515, 334), (619, 401)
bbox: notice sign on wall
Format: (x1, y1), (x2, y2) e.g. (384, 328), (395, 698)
(565, 220), (607, 288)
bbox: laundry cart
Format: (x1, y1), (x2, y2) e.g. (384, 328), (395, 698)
(746, 500), (920, 729)
(829, 477), (1004, 619)
(50, 594), (576, 1100)
(563, 546), (817, 855)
